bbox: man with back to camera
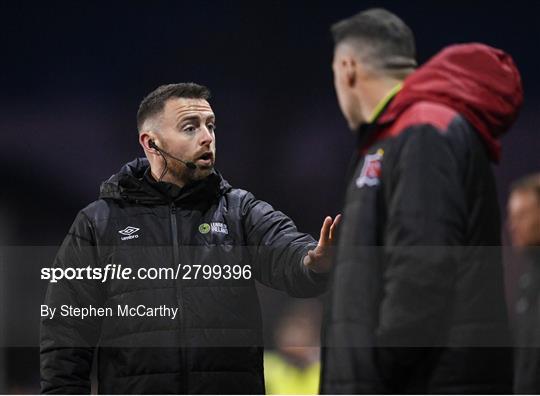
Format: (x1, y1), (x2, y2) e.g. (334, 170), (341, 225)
(320, 8), (523, 394)
(508, 174), (540, 394)
(40, 82), (340, 394)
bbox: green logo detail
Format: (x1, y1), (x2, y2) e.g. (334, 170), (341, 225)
(198, 223), (211, 234)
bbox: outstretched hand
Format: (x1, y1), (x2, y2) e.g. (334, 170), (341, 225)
(303, 214), (342, 273)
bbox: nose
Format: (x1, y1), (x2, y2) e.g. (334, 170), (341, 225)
(199, 126), (214, 147)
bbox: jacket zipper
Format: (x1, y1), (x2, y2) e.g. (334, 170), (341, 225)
(170, 203), (180, 269)
(170, 203), (188, 393)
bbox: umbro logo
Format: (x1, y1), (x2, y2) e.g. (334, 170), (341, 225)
(118, 226), (140, 240)
(119, 226), (139, 236)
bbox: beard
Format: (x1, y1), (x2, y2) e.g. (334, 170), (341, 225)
(166, 155), (214, 184)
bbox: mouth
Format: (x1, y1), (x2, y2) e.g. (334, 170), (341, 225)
(196, 152), (214, 166)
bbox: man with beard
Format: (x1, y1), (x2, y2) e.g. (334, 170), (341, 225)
(320, 8), (523, 394)
(40, 83), (340, 394)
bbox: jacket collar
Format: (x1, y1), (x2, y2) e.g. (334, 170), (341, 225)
(368, 82), (403, 123)
(99, 157), (231, 205)
(354, 92), (398, 155)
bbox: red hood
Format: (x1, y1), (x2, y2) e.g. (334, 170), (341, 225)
(378, 43), (523, 162)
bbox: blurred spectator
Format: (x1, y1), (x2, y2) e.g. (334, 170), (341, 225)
(508, 173), (540, 394)
(264, 300), (322, 395)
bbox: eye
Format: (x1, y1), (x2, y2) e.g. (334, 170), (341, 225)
(184, 125), (196, 133)
(207, 123), (216, 132)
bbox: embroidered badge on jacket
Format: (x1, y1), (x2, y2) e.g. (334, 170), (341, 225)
(356, 149), (384, 188)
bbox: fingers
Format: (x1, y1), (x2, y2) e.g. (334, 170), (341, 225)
(319, 216), (333, 247)
(329, 214), (342, 241)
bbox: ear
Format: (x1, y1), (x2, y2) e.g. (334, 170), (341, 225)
(139, 131), (158, 153)
(345, 57), (357, 88)
(334, 53), (358, 89)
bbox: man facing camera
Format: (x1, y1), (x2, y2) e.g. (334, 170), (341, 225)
(40, 83), (339, 394)
(321, 8), (522, 394)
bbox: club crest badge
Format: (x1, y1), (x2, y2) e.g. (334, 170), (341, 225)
(356, 148), (384, 188)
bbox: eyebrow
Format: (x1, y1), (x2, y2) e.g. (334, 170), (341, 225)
(178, 116), (200, 125)
(177, 114), (215, 126)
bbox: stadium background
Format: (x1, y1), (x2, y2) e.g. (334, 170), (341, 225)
(0, 1), (539, 392)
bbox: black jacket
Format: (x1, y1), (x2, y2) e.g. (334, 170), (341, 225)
(321, 44), (523, 394)
(40, 158), (325, 394)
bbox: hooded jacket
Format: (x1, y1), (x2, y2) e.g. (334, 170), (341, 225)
(321, 43), (523, 394)
(40, 159), (325, 394)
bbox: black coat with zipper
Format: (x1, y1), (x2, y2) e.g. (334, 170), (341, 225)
(40, 158), (325, 394)
(321, 44), (522, 394)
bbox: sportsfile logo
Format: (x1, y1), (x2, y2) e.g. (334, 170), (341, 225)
(118, 226), (140, 240)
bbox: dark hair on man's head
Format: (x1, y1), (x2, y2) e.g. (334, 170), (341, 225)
(511, 173), (540, 202)
(331, 8), (416, 77)
(137, 82), (211, 132)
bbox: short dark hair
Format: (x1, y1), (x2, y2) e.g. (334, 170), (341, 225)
(331, 8), (416, 76)
(137, 82), (211, 132)
(511, 173), (540, 202)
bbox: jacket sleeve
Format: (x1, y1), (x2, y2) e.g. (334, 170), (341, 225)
(241, 192), (327, 297)
(40, 211), (104, 394)
(375, 126), (466, 386)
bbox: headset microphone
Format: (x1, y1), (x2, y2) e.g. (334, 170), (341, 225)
(149, 140), (197, 170)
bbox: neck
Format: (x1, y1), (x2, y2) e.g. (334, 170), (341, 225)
(150, 167), (187, 188)
(360, 77), (403, 123)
